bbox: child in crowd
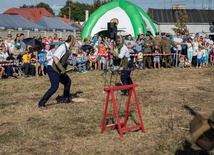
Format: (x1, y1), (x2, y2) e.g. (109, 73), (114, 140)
(137, 50), (143, 69)
(203, 42), (209, 67)
(76, 49), (87, 73)
(196, 46), (204, 68)
(89, 49), (97, 71)
(179, 55), (185, 68)
(184, 56), (191, 68)
(153, 45), (160, 69)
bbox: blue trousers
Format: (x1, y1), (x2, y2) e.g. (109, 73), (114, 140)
(46, 65), (71, 96)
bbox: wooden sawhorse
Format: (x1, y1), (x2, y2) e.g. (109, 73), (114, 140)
(101, 84), (145, 137)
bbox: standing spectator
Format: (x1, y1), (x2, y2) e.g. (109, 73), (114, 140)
(153, 45), (161, 69)
(36, 34), (42, 42)
(92, 34), (98, 46)
(196, 46), (205, 68)
(89, 49), (97, 71)
(125, 34), (136, 64)
(36, 45), (48, 77)
(209, 44), (214, 65)
(143, 33), (153, 69)
(204, 42), (210, 67)
(186, 38), (193, 63)
(173, 32), (183, 67)
(181, 33), (188, 56)
(192, 37), (199, 66)
(162, 33), (177, 68)
(135, 33), (144, 53)
(98, 36), (107, 70)
(137, 51), (143, 69)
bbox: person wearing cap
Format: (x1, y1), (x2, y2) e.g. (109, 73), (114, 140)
(161, 32), (177, 68)
(38, 35), (75, 108)
(143, 33), (153, 69)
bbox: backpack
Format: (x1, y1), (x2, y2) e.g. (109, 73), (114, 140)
(189, 112), (214, 151)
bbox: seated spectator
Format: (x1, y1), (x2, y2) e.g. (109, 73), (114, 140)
(88, 49), (97, 71)
(76, 49), (87, 73)
(179, 55), (185, 68)
(1, 45), (18, 78)
(22, 48), (35, 78)
(184, 56), (191, 68)
(0, 46), (6, 79)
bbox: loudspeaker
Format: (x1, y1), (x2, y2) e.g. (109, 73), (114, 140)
(107, 22), (117, 39)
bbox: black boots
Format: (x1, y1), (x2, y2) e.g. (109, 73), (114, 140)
(63, 89), (72, 103)
(38, 92), (52, 108)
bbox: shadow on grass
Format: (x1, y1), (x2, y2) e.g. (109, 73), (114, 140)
(175, 140), (210, 155)
(48, 91), (84, 106)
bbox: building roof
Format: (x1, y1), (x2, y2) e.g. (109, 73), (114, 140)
(3, 8), (54, 22)
(36, 17), (80, 31)
(148, 8), (214, 24)
(0, 14), (45, 30)
(60, 17), (83, 29)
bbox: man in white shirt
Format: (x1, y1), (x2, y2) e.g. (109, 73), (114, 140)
(173, 32), (183, 67)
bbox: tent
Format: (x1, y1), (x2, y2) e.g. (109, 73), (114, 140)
(0, 14), (45, 30)
(37, 17), (80, 32)
(82, 0), (157, 40)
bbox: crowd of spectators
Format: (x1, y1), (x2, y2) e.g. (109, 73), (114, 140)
(0, 31), (214, 80)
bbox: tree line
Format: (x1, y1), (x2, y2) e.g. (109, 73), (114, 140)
(20, 0), (112, 21)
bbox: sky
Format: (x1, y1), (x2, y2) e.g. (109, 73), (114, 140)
(0, 0), (213, 15)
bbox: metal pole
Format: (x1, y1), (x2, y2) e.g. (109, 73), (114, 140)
(69, 0), (71, 23)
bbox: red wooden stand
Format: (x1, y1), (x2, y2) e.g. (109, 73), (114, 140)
(101, 84), (145, 137)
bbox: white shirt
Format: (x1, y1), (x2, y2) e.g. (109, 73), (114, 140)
(47, 42), (70, 66)
(173, 37), (183, 50)
(118, 45), (130, 61)
(197, 50), (204, 59)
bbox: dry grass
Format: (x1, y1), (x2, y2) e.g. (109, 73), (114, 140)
(0, 67), (214, 155)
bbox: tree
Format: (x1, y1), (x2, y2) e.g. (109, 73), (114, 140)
(36, 2), (55, 16)
(172, 9), (189, 34)
(20, 3), (55, 16)
(58, 0), (112, 21)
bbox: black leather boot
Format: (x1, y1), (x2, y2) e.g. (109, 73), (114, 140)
(38, 92), (52, 108)
(63, 89), (71, 103)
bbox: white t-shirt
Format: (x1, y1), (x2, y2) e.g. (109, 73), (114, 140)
(173, 37), (183, 50)
(118, 45), (130, 61)
(197, 50), (204, 59)
(47, 43), (70, 66)
(4, 40), (15, 52)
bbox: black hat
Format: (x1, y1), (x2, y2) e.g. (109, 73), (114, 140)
(146, 33), (150, 36)
(155, 32), (159, 35)
(161, 32), (166, 36)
